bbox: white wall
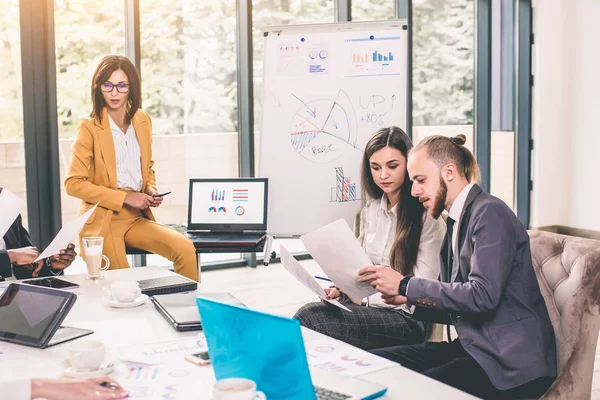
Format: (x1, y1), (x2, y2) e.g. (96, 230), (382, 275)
(531, 0), (600, 231)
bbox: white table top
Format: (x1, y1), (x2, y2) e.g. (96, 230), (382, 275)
(0, 267), (474, 399)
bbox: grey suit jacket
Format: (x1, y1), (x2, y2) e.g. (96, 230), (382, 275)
(407, 185), (557, 390)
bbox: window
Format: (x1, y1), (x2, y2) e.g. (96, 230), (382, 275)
(54, 0), (126, 225)
(412, 0), (474, 153)
(140, 0), (240, 264)
(140, 0), (239, 226)
(352, 0), (395, 21)
(0, 1), (28, 227)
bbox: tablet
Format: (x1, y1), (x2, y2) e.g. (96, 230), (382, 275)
(22, 277), (79, 290)
(0, 283), (92, 348)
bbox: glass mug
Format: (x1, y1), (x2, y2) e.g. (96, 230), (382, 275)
(82, 236), (110, 280)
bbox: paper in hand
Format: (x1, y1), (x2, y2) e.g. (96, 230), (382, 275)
(301, 218), (377, 301)
(34, 204), (98, 262)
(0, 189), (25, 239)
(280, 245), (351, 312)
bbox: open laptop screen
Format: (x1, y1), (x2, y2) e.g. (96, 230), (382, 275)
(188, 178), (268, 231)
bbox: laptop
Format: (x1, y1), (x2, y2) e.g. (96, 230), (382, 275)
(137, 275), (197, 296)
(186, 178), (268, 246)
(151, 292), (245, 331)
(196, 297), (388, 400)
(0, 283), (93, 348)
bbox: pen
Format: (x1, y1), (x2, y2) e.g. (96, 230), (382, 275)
(314, 275), (332, 282)
(154, 191), (171, 197)
(99, 381), (119, 390)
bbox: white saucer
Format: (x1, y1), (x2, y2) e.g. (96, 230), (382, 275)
(102, 294), (149, 308)
(63, 361), (115, 378)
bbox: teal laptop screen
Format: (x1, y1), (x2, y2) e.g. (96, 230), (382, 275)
(196, 297), (316, 400)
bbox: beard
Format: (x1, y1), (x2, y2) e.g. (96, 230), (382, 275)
(430, 177), (448, 219)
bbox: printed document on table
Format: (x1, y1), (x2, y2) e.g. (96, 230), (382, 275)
(280, 245), (351, 312)
(0, 189), (25, 238)
(301, 219), (377, 301)
(34, 204), (98, 262)
(305, 337), (396, 377)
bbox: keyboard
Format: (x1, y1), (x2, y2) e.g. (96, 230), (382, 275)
(314, 386), (351, 400)
(186, 232), (265, 244)
(186, 232), (260, 239)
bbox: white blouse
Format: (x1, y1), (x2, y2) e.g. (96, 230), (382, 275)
(108, 115), (143, 192)
(357, 196), (445, 313)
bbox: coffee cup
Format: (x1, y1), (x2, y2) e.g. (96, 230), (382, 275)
(213, 378), (266, 400)
(68, 340), (106, 372)
(110, 281), (142, 303)
(82, 236), (110, 280)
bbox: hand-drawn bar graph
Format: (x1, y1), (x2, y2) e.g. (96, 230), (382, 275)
(331, 167), (357, 202)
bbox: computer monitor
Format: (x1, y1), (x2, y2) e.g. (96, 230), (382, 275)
(187, 178), (268, 232)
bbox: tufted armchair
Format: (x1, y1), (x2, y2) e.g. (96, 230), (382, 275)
(528, 230), (600, 399)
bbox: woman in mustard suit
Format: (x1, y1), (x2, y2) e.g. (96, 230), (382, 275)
(65, 55), (198, 281)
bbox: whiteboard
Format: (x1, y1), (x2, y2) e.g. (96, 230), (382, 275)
(258, 21), (408, 236)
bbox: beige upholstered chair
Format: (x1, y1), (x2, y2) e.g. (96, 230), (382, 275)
(528, 230), (600, 399)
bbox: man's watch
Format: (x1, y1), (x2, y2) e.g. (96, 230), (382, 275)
(399, 276), (412, 297)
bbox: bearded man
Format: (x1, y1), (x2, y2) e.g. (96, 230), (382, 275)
(358, 135), (556, 399)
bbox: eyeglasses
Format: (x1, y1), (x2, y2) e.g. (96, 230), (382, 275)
(100, 82), (130, 93)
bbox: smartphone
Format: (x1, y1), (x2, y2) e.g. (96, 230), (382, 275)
(21, 277), (79, 290)
(154, 191), (171, 198)
(185, 350), (210, 366)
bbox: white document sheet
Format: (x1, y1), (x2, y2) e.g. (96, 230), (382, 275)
(301, 219), (377, 301)
(0, 189), (25, 238)
(280, 245), (351, 312)
(34, 204), (98, 262)
(117, 335), (208, 365)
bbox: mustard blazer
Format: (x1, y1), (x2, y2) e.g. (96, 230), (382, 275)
(65, 108), (157, 239)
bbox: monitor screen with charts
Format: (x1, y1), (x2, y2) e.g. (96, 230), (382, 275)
(188, 178), (268, 232)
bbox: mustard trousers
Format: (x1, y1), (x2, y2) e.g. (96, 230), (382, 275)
(102, 205), (198, 281)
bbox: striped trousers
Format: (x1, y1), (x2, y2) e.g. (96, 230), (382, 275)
(294, 301), (427, 350)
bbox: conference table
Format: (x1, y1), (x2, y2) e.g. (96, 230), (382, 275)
(0, 267), (475, 399)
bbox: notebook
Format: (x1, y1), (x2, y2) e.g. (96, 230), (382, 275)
(196, 297), (388, 400)
(151, 292), (245, 331)
(137, 275), (197, 297)
(185, 178), (268, 246)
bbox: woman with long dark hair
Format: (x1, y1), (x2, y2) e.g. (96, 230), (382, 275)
(294, 127), (444, 350)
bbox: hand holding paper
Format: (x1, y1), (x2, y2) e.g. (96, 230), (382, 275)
(357, 265), (404, 297)
(280, 245), (351, 312)
(301, 219), (378, 301)
(34, 204), (98, 262)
